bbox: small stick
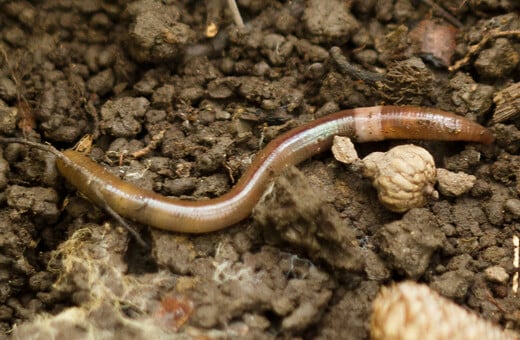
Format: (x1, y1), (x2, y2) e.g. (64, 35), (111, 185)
(513, 235), (519, 295)
(449, 30), (520, 72)
(226, 0), (244, 28)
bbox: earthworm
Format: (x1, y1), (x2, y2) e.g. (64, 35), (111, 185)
(47, 105), (493, 233)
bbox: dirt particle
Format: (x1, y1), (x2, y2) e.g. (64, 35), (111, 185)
(0, 103), (17, 135)
(162, 177), (197, 196)
(100, 97), (149, 137)
(479, 246), (508, 265)
(331, 136), (359, 164)
(261, 33), (293, 65)
(318, 281), (379, 339)
(443, 148), (483, 172)
(254, 166), (366, 277)
(152, 230), (197, 275)
(449, 72), (494, 118)
(0, 149), (8, 190)
(86, 69), (115, 96)
(243, 313), (270, 330)
(282, 297), (329, 332)
(125, 0), (195, 63)
(0, 77), (17, 101)
(431, 269), (474, 299)
(207, 77), (238, 99)
(474, 38), (520, 79)
(291, 37), (330, 62)
(484, 265), (509, 284)
(505, 198), (520, 218)
(303, 0), (359, 44)
(437, 168), (476, 197)
(375, 209), (445, 279)
(151, 84), (176, 109)
(6, 185), (60, 223)
(28, 271), (54, 291)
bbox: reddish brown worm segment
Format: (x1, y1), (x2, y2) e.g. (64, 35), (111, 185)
(54, 106), (494, 233)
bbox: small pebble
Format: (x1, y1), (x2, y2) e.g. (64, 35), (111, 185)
(331, 136), (359, 164)
(504, 198), (520, 218)
(215, 110), (231, 120)
(484, 266), (509, 284)
(436, 168), (476, 197)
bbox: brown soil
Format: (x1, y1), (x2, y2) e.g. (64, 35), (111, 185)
(1, 0), (520, 338)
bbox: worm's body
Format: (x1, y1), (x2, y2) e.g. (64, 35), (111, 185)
(56, 106), (494, 233)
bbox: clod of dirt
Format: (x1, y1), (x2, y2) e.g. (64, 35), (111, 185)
(431, 269), (474, 299)
(436, 168), (476, 197)
(303, 0), (359, 44)
(468, 0), (519, 11)
(505, 198), (520, 218)
(151, 232), (196, 275)
(362, 145), (437, 213)
(0, 102), (17, 135)
(449, 72), (494, 119)
(100, 97), (150, 137)
(151, 84), (176, 109)
(290, 37), (330, 62)
(6, 185), (60, 223)
(125, 0), (196, 63)
(375, 209), (445, 279)
(261, 33), (294, 65)
(0, 149), (8, 190)
(371, 282), (514, 340)
(207, 76), (304, 111)
(0, 77), (17, 101)
(318, 71), (369, 107)
(253, 166), (366, 279)
(86, 69), (115, 96)
(484, 266), (509, 284)
(474, 38), (519, 79)
(162, 177), (198, 196)
(0, 210), (36, 302)
(443, 148), (483, 172)
(317, 281), (380, 339)
(37, 73), (89, 142)
(158, 242), (335, 334)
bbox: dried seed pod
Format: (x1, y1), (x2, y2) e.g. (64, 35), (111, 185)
(362, 145), (437, 212)
(371, 281), (515, 340)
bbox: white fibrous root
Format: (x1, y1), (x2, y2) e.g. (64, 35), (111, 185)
(436, 168), (476, 197)
(371, 282), (516, 340)
(362, 145), (437, 213)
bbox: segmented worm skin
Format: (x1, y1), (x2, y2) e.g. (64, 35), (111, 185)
(56, 106), (494, 233)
